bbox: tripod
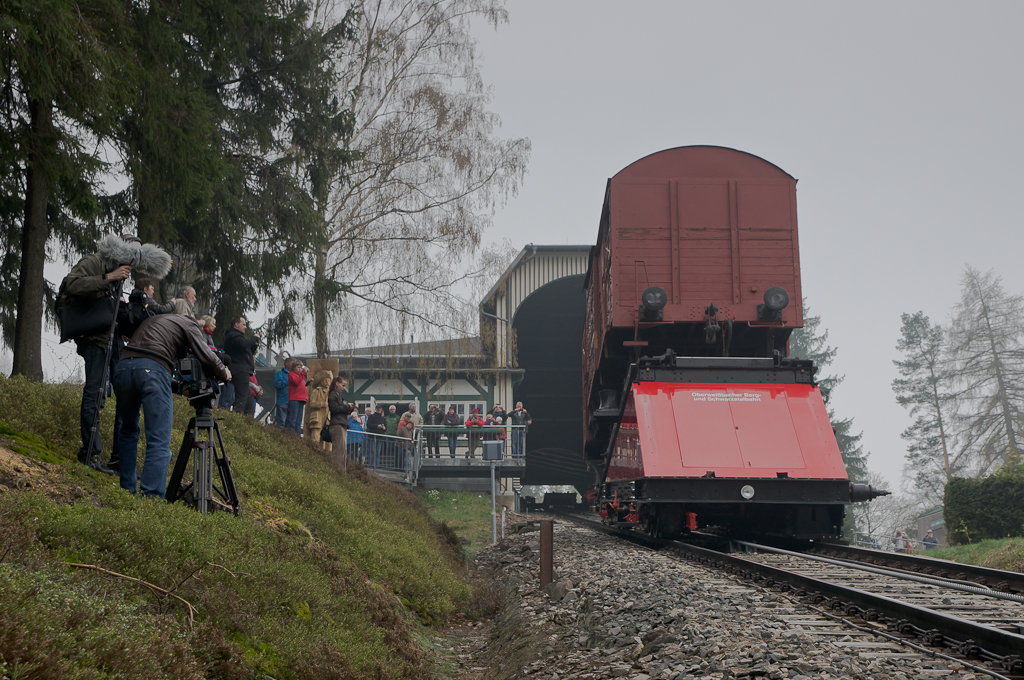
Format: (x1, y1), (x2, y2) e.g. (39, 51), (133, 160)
(166, 396), (241, 515)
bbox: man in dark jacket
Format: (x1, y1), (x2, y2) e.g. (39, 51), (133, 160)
(509, 402), (532, 458)
(114, 314), (230, 497)
(365, 404), (387, 469)
(424, 403), (444, 457)
(56, 234), (171, 474)
(222, 316), (260, 414)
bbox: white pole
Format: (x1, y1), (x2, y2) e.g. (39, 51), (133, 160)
(491, 461), (497, 544)
(501, 506), (506, 539)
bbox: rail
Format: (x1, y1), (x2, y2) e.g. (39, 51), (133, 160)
(813, 542), (1024, 595)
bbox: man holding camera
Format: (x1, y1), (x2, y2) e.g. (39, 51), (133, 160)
(56, 234), (171, 474)
(114, 314), (230, 498)
(223, 316), (260, 414)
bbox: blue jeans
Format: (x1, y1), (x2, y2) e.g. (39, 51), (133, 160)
(447, 434), (458, 458)
(511, 430), (525, 457)
(218, 381), (235, 409)
(113, 357), (173, 498)
(365, 438), (380, 469)
(276, 403), (289, 428)
(288, 401), (305, 436)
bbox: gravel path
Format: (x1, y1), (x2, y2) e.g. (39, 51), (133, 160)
(461, 521), (989, 680)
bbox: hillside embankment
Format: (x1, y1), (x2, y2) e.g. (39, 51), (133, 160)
(0, 375), (478, 679)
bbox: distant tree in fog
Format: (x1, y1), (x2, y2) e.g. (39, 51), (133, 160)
(948, 267), (1024, 474)
(892, 311), (960, 504)
(789, 301), (869, 484)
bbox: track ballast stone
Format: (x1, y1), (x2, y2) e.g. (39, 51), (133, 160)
(472, 522), (979, 680)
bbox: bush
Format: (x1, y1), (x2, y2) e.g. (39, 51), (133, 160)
(944, 468), (1024, 545)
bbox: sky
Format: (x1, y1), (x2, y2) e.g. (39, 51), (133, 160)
(465, 1), (1024, 488)
(15, 1), (1023, 491)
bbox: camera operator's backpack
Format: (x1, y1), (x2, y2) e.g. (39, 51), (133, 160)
(54, 275), (118, 343)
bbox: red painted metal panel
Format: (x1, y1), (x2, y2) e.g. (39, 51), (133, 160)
(604, 149), (801, 328)
(606, 381), (848, 482)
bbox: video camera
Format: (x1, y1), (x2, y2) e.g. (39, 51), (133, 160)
(172, 353), (221, 406)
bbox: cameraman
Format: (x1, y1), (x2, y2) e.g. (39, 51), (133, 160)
(114, 314), (230, 498)
(223, 316), (260, 414)
(55, 233), (169, 473)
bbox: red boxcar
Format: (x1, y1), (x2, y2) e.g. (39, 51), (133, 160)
(583, 146), (884, 539)
(585, 146), (804, 414)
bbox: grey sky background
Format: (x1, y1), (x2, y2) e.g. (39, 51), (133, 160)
(470, 1), (1024, 488)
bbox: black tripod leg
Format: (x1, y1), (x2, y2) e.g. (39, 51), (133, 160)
(211, 421), (241, 515)
(166, 417), (197, 503)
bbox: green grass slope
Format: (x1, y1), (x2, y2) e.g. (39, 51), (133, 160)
(0, 375), (468, 679)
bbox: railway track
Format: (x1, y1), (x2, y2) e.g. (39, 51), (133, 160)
(809, 543), (1024, 595)
(554, 513), (1024, 678)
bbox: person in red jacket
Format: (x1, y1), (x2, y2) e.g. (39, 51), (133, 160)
(464, 408), (485, 458)
(287, 361), (308, 436)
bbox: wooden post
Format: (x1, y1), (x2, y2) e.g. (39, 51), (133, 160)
(540, 519), (553, 588)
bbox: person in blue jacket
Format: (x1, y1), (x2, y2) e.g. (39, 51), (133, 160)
(274, 357), (294, 428)
(347, 411), (364, 464)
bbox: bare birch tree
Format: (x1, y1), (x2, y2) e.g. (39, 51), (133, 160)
(948, 267), (1024, 474)
(303, 0), (530, 357)
(849, 471), (928, 547)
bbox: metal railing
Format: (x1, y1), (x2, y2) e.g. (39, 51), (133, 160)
(415, 424), (526, 460)
(851, 531), (943, 552)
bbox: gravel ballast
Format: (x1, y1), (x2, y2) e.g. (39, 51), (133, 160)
(464, 521), (985, 680)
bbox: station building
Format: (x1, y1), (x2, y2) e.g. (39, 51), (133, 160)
(307, 245), (593, 495)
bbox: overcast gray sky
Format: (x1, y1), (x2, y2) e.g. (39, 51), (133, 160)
(470, 1), (1024, 488)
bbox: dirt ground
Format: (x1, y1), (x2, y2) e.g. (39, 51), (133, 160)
(0, 444), (89, 504)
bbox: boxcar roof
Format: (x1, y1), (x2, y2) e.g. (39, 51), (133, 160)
(613, 145), (796, 181)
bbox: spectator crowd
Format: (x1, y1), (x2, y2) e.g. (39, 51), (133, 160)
(59, 233), (532, 503)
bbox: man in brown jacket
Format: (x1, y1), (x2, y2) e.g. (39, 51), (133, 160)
(114, 314), (230, 498)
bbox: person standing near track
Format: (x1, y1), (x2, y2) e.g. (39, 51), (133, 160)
(327, 376), (353, 471)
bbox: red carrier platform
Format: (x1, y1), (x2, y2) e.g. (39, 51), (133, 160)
(598, 355), (876, 539)
(608, 382), (847, 484)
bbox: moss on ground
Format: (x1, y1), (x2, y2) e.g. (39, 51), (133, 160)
(0, 374), (469, 678)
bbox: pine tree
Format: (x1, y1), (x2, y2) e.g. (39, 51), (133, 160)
(892, 311), (960, 501)
(788, 300), (869, 483)
(111, 0), (358, 334)
(3, 0), (132, 379)
(948, 267), (1024, 473)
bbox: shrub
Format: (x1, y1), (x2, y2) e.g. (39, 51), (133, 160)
(944, 468), (1024, 545)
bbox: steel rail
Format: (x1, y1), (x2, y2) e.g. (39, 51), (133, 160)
(554, 514), (1024, 673)
(812, 542), (1024, 595)
(665, 539), (1024, 670)
(735, 540), (1024, 605)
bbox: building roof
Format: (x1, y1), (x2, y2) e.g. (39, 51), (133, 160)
(479, 244), (592, 311)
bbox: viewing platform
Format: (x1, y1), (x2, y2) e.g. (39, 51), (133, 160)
(347, 426), (527, 489)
